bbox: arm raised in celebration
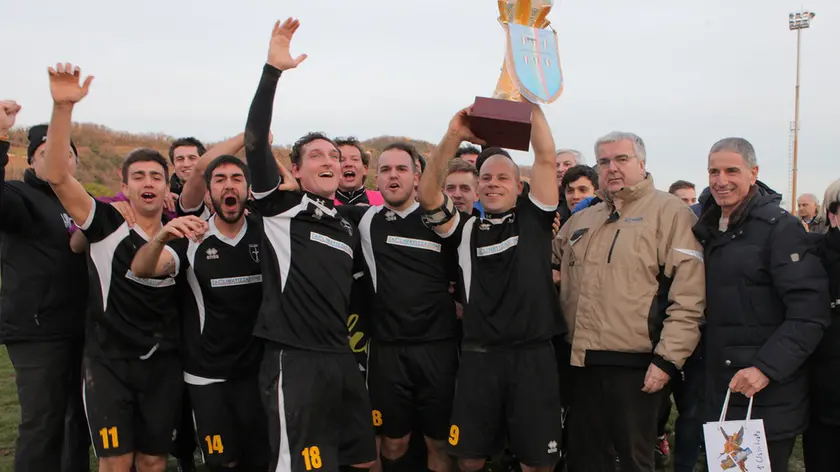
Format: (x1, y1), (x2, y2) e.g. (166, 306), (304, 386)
(527, 103), (558, 209)
(418, 107), (485, 236)
(43, 63), (95, 226)
(244, 18), (308, 196)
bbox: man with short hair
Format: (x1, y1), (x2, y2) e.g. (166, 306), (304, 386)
(443, 158), (480, 215)
(419, 102), (563, 472)
(560, 164), (598, 213)
(131, 154), (270, 472)
(554, 131), (705, 472)
(244, 18), (376, 472)
(338, 141), (459, 472)
(669, 180), (697, 206)
(169, 137), (207, 195)
(0, 102), (90, 472)
(334, 136), (384, 206)
(43, 63), (185, 472)
(555, 149), (584, 224)
(454, 145), (481, 167)
(798, 193), (828, 234)
(694, 137), (830, 472)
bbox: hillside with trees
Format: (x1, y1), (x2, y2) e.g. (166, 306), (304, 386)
(4, 123), (532, 194)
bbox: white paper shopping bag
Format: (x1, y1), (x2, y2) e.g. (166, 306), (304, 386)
(703, 389), (772, 471)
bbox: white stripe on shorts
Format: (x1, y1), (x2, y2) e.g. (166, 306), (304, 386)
(275, 351), (292, 472)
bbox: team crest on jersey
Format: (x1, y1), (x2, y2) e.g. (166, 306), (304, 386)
(479, 222), (491, 231)
(313, 208), (324, 220)
(206, 247), (219, 260)
(249, 244), (260, 263)
(341, 218), (353, 236)
(384, 210), (397, 221)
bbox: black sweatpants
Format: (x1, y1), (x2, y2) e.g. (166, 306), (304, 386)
(766, 438), (795, 472)
(803, 418), (840, 472)
(566, 366), (664, 472)
(7, 339), (90, 472)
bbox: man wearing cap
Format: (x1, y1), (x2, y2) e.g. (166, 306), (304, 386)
(0, 101), (90, 472)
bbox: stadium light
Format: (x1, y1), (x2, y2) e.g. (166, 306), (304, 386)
(788, 10), (815, 213)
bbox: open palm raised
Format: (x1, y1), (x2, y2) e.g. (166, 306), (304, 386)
(48, 62), (94, 105)
(267, 18), (308, 71)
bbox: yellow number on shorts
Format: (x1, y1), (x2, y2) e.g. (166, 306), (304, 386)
(372, 409), (383, 427)
(301, 446), (323, 470)
(448, 425), (460, 446)
(204, 435), (224, 454)
(98, 427), (119, 449)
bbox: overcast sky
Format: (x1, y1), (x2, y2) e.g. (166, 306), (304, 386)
(5, 0), (839, 203)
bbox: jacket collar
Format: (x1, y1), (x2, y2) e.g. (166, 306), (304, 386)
(23, 168), (56, 195)
(694, 181), (782, 240)
(599, 174), (655, 211)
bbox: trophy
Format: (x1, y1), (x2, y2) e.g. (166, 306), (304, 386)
(470, 0), (564, 151)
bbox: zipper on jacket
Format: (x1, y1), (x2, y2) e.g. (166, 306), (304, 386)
(33, 313), (41, 326)
(607, 229), (621, 263)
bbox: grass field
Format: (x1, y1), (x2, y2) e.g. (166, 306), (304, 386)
(0, 346), (806, 472)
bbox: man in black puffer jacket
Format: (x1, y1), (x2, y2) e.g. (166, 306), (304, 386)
(0, 104), (90, 472)
(803, 181), (840, 472)
(693, 137), (830, 472)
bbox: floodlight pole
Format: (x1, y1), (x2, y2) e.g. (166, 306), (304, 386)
(789, 11), (815, 214)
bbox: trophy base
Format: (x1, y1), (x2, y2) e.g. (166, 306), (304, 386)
(470, 96), (532, 151)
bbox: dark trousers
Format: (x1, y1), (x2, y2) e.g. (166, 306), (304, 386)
(670, 355), (704, 472)
(766, 438), (795, 472)
(172, 388), (196, 465)
(7, 339), (90, 472)
(566, 366), (664, 472)
(803, 418), (840, 472)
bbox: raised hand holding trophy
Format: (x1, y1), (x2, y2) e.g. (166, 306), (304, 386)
(470, 0), (564, 151)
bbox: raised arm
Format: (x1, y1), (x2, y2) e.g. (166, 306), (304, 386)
(245, 18), (308, 195)
(527, 104), (558, 208)
(131, 216), (208, 277)
(43, 63), (95, 225)
(179, 133), (246, 210)
(418, 107), (485, 236)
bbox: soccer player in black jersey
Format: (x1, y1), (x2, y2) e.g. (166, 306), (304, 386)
(418, 104), (564, 472)
(337, 142), (459, 472)
(42, 63), (182, 472)
(131, 155), (271, 472)
(244, 18), (376, 472)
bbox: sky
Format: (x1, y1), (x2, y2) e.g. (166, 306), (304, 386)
(5, 0), (839, 205)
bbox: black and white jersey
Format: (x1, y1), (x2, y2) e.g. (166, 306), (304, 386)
(251, 188), (361, 353)
(77, 198), (181, 359)
(443, 194), (564, 349)
(168, 215), (264, 384)
(340, 202), (457, 343)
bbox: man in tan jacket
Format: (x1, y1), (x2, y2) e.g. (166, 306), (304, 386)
(553, 131), (705, 472)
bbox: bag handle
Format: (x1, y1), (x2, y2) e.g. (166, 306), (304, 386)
(718, 388), (755, 426)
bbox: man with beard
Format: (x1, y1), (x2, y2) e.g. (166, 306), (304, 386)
(245, 18), (376, 472)
(131, 155), (270, 472)
(334, 136), (384, 206)
(0, 103), (90, 472)
(418, 103), (563, 472)
(43, 63), (183, 472)
(338, 142), (459, 472)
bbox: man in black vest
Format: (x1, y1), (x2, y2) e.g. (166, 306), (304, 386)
(0, 101), (90, 472)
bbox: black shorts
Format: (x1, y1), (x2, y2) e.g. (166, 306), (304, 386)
(448, 342), (563, 468)
(82, 352), (183, 458)
(259, 345), (377, 472)
(188, 373), (270, 467)
(368, 340), (459, 440)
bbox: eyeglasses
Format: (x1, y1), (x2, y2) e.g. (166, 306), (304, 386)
(597, 155), (637, 168)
